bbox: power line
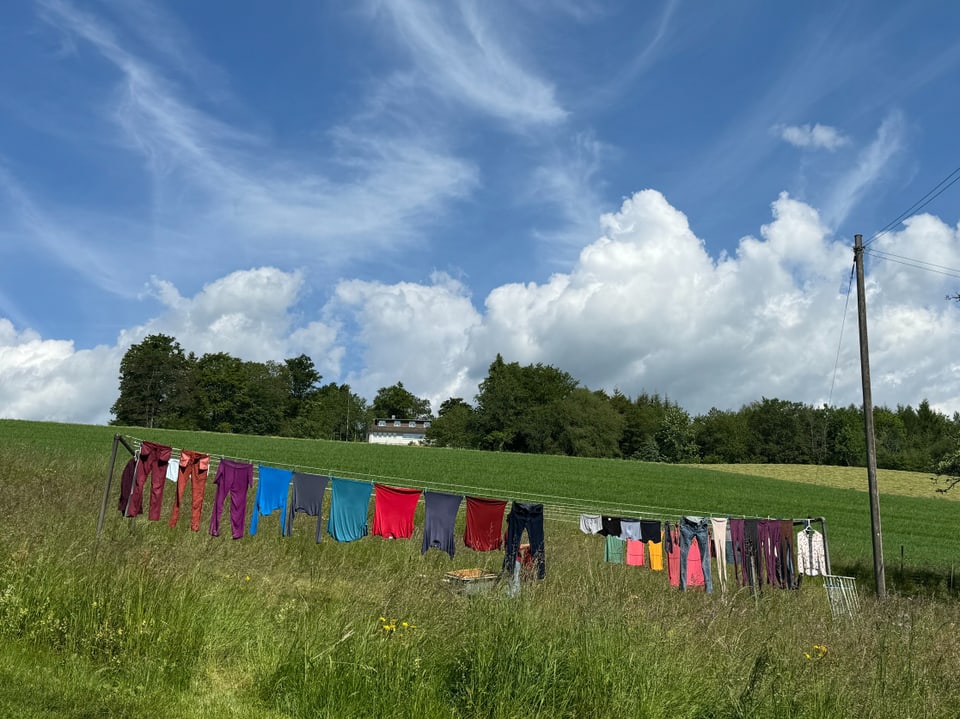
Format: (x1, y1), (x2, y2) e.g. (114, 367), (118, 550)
(863, 166), (960, 248)
(813, 263), (856, 475)
(827, 263), (856, 409)
(865, 248), (960, 280)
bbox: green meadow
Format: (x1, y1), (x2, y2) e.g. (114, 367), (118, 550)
(1, 419), (959, 718)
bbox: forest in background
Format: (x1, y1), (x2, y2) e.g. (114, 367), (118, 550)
(110, 334), (960, 474)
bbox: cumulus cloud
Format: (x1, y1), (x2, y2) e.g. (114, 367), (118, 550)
(331, 189), (960, 416)
(3, 192), (960, 424)
(777, 122), (849, 150)
(0, 268), (344, 424)
(470, 190), (855, 411)
(330, 272), (483, 412)
(0, 320), (119, 424)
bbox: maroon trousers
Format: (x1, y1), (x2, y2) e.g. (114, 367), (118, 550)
(119, 441), (172, 519)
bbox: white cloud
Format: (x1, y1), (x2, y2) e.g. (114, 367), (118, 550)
(0, 268), (344, 423)
(528, 132), (609, 260)
(331, 189), (959, 416)
(131, 267), (345, 379)
(0, 320), (119, 424)
(823, 111), (905, 227)
(32, 0), (478, 287)
(330, 272), (483, 412)
(777, 122), (849, 151)
(375, 0), (567, 126)
(3, 191), (960, 424)
(0, 164), (132, 296)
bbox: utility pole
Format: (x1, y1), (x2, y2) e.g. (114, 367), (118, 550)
(853, 233), (886, 599)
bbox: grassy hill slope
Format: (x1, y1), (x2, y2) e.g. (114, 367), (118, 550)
(1, 419), (959, 717)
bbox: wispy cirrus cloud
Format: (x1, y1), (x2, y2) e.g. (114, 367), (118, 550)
(33, 0), (478, 275)
(776, 122), (849, 151)
(0, 162), (131, 295)
(373, 0), (567, 127)
(528, 132), (610, 261)
(823, 110), (905, 228)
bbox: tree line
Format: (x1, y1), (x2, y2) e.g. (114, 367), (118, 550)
(112, 335), (960, 473)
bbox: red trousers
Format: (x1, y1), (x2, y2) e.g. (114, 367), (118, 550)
(168, 450), (210, 531)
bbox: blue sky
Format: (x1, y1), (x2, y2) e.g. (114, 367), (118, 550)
(3, 0), (960, 423)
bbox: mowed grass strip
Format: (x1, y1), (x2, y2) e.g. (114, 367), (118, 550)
(689, 463), (948, 501)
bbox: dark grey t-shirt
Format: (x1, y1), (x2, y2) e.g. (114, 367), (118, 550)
(285, 472), (330, 543)
(421, 491), (463, 558)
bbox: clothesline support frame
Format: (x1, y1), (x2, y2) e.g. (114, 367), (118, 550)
(96, 433), (138, 540)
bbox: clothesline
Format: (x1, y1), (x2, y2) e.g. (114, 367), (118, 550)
(119, 434), (799, 526)
(99, 434), (833, 596)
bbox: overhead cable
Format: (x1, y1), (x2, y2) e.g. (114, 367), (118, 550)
(863, 166), (960, 248)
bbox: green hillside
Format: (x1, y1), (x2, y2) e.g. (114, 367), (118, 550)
(3, 419), (956, 574)
(2, 419), (959, 717)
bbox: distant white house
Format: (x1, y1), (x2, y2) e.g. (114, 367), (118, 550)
(367, 417), (431, 445)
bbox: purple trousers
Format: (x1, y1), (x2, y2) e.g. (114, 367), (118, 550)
(209, 459), (253, 539)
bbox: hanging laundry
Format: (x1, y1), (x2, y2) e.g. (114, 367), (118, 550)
(741, 519), (763, 589)
(647, 529), (664, 571)
(250, 466), (293, 536)
(165, 458), (179, 483)
(464, 496), (507, 551)
(779, 519), (798, 589)
(502, 502), (545, 579)
(372, 484), (422, 539)
(169, 450), (210, 532)
(421, 491), (462, 558)
(710, 517), (728, 593)
(209, 459), (254, 540)
(123, 441), (172, 520)
(604, 535), (626, 563)
(663, 521), (674, 554)
(725, 521), (734, 564)
(758, 519), (782, 588)
(640, 519), (662, 544)
(796, 525), (827, 576)
(285, 472), (329, 543)
(117, 457), (139, 516)
(327, 478), (373, 543)
(599, 516), (622, 537)
(668, 524), (705, 589)
(579, 514), (602, 535)
(619, 519), (642, 541)
(679, 516), (713, 593)
(626, 539), (645, 566)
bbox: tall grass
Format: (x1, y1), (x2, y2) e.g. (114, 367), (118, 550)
(1, 420), (959, 717)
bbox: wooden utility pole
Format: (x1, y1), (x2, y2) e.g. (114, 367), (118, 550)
(853, 233), (886, 599)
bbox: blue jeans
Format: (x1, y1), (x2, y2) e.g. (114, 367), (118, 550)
(679, 516), (713, 593)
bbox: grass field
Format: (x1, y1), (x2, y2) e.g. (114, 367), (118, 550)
(688, 463), (950, 501)
(1, 419), (959, 717)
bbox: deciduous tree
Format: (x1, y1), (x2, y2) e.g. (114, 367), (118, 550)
(110, 334), (192, 428)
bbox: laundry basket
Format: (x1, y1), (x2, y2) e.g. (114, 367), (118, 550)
(444, 568), (500, 596)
